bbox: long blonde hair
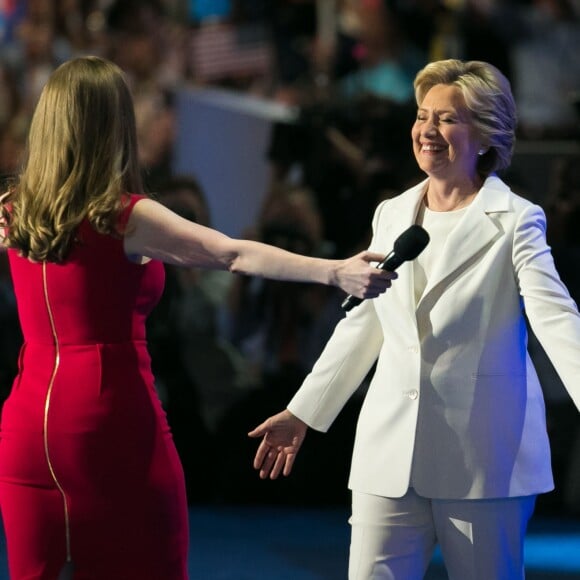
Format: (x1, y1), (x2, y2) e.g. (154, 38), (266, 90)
(1, 56), (144, 262)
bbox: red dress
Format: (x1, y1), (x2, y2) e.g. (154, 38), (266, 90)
(0, 195), (189, 579)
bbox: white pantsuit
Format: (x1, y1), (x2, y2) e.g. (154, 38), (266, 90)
(287, 175), (580, 577)
(349, 489), (536, 580)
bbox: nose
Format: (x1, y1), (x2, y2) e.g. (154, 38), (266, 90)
(421, 119), (437, 137)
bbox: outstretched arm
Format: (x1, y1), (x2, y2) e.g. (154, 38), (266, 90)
(125, 198), (396, 299)
(248, 410), (308, 479)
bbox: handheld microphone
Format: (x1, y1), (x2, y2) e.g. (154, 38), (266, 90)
(341, 224), (430, 312)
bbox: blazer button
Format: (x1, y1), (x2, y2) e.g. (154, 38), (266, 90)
(408, 390), (419, 400)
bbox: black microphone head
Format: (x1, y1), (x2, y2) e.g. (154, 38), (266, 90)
(393, 225), (430, 260)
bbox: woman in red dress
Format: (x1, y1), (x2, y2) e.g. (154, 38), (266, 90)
(0, 56), (395, 579)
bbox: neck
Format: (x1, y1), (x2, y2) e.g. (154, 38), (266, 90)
(424, 176), (483, 212)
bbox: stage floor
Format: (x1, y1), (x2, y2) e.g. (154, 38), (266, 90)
(1, 504), (579, 579)
(188, 505), (580, 579)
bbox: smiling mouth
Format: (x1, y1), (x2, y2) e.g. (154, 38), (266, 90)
(421, 143), (446, 153)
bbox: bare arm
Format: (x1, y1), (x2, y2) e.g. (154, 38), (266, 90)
(124, 198), (396, 299)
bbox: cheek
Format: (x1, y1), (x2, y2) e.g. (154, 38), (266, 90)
(411, 141), (421, 161)
(411, 127), (421, 151)
(411, 124), (420, 141)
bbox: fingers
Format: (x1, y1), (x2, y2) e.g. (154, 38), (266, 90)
(270, 450), (287, 479)
(262, 448), (294, 480)
(253, 440), (294, 480)
(362, 251), (387, 264)
(283, 453), (297, 477)
(368, 269), (398, 281)
(358, 270), (396, 298)
(258, 448), (278, 479)
(253, 439), (270, 470)
(253, 438), (281, 479)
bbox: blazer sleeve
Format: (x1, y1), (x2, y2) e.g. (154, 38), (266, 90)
(287, 201), (388, 432)
(515, 203), (580, 411)
(287, 298), (383, 431)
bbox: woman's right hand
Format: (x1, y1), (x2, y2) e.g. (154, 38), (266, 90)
(248, 410), (308, 479)
(332, 251), (397, 299)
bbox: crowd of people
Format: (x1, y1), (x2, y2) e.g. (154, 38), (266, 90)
(1, 0), (580, 177)
(1, 0), (580, 515)
(0, 2), (580, 579)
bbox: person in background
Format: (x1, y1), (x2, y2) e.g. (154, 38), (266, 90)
(249, 58), (580, 579)
(0, 55), (395, 580)
(0, 251), (21, 402)
(337, 0), (424, 104)
(228, 185), (336, 383)
(494, 0), (580, 139)
(147, 175), (244, 503)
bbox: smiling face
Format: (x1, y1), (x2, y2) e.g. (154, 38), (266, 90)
(412, 83), (484, 184)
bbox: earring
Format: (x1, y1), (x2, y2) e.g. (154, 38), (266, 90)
(478, 148), (487, 156)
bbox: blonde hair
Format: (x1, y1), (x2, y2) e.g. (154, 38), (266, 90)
(1, 56), (144, 262)
(414, 59), (517, 176)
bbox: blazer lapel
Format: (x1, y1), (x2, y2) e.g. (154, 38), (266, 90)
(380, 180), (428, 326)
(417, 175), (511, 309)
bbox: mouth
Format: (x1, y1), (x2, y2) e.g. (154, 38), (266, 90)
(420, 143), (447, 154)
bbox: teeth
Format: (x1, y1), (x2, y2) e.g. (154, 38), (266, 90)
(422, 144), (444, 151)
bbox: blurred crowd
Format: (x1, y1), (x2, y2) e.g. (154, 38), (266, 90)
(1, 0), (580, 180)
(1, 0), (580, 511)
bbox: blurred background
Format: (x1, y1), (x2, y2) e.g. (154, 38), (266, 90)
(1, 1), (580, 577)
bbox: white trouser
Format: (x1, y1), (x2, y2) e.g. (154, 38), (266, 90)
(349, 488), (537, 580)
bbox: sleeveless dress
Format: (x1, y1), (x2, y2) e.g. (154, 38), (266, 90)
(0, 195), (189, 579)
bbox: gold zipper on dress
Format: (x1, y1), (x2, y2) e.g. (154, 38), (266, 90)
(42, 261), (72, 564)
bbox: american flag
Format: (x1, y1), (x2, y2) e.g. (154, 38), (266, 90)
(191, 22), (273, 82)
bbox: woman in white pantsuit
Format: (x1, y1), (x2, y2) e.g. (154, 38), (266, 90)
(249, 59), (580, 579)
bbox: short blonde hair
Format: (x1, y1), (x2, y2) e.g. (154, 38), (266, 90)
(3, 56), (143, 262)
(414, 59), (516, 176)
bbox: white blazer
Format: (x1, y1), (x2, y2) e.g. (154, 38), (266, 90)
(288, 175), (580, 500)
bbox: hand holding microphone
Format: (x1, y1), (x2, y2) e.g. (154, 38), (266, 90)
(341, 225), (430, 312)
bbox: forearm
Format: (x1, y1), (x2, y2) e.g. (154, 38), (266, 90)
(229, 239), (338, 286)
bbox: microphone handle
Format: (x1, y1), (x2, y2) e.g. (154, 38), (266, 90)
(341, 252), (404, 312)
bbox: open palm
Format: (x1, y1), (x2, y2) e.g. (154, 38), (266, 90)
(248, 409), (308, 479)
